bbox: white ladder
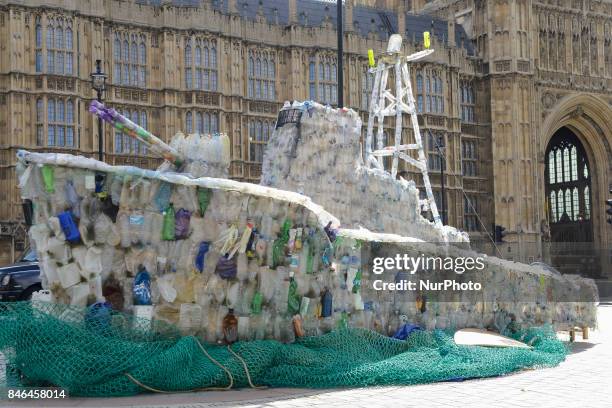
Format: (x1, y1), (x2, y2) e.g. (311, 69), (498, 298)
(364, 48), (442, 227)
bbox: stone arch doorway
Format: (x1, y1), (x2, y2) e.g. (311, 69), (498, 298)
(540, 94), (612, 278)
(545, 127), (593, 243)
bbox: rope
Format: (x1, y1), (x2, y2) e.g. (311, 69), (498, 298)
(125, 338), (235, 393)
(125, 339), (266, 393)
(461, 189), (504, 259)
(227, 345), (267, 389)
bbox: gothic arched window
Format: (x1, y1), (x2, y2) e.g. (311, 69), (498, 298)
(545, 127), (593, 244)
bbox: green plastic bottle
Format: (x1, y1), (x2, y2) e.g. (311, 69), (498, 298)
(287, 272), (300, 316)
(352, 269), (362, 294)
(337, 311), (349, 330)
(197, 187), (212, 217)
(162, 203), (176, 241)
(41, 165), (55, 193)
(272, 219), (292, 268)
(251, 291), (263, 314)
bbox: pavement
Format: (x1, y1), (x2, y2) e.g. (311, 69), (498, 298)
(3, 304), (612, 408)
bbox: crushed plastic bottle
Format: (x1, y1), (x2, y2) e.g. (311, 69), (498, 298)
(215, 254), (237, 280)
(174, 208), (191, 240)
(194, 241), (210, 273)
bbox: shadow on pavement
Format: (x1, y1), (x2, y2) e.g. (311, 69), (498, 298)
(568, 340), (598, 354)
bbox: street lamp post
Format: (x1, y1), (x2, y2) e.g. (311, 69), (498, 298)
(337, 0), (343, 107)
(434, 132), (446, 225)
(90, 59), (107, 161)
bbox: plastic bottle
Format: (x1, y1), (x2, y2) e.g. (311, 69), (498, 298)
(352, 269), (362, 294)
(222, 308), (238, 344)
(94, 173), (107, 195)
(266, 238), (275, 268)
(154, 182), (172, 212)
(287, 271), (300, 316)
(289, 252), (300, 273)
(236, 252), (248, 281)
(85, 301), (112, 332)
(84, 246), (104, 277)
(194, 241), (210, 273)
(162, 203), (176, 241)
(388, 309), (401, 336)
(117, 212), (131, 248)
(57, 211), (81, 243)
(65, 180), (81, 218)
(279, 316), (295, 343)
(129, 211), (145, 244)
(179, 303), (203, 334)
(102, 275), (124, 311)
(292, 315), (305, 338)
(321, 288), (333, 318)
(260, 215), (273, 239)
(110, 175), (123, 206)
(133, 266), (152, 306)
(251, 291), (263, 314)
(197, 187), (212, 216)
(119, 176), (131, 208)
(288, 228), (297, 252)
(174, 208), (191, 240)
(299, 238), (310, 275)
(336, 311), (349, 330)
(294, 228), (303, 251)
(41, 165), (55, 193)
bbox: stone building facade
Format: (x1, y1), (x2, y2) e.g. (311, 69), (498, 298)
(0, 0), (610, 281)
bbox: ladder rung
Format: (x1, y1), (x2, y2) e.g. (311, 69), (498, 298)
(372, 144), (420, 156)
(405, 49), (434, 62)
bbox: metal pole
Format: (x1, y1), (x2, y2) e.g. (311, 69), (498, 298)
(337, 0), (343, 107)
(439, 135), (446, 225)
(97, 89), (103, 161)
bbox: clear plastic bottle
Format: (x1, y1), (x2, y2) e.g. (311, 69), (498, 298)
(299, 238), (309, 275)
(129, 210), (145, 244)
(260, 215), (273, 239)
(117, 212), (131, 248)
(266, 237), (275, 268)
(110, 175), (123, 206)
(236, 252), (248, 281)
(280, 316), (295, 343)
(388, 309), (401, 336)
(289, 252), (300, 273)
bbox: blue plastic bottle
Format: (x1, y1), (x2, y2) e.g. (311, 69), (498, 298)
(133, 266), (152, 306)
(321, 289), (333, 318)
(194, 241), (210, 273)
(58, 211), (81, 243)
(85, 301), (113, 332)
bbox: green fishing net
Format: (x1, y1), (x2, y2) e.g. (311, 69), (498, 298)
(0, 301), (567, 397)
